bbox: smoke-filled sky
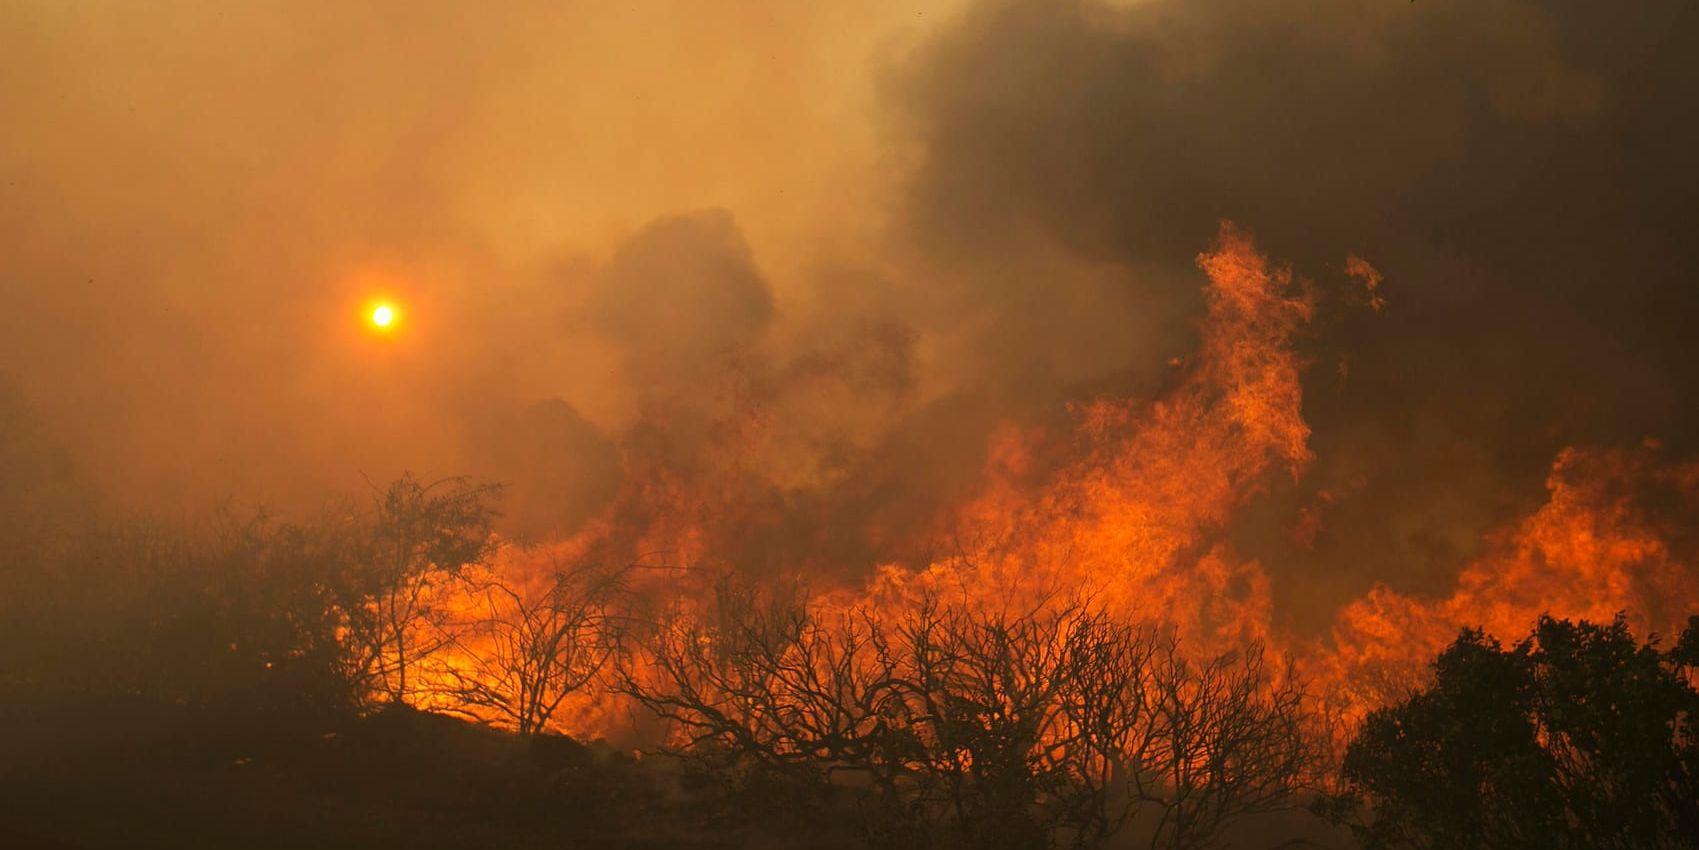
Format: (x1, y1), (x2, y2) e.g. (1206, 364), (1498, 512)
(4, 0), (1697, 634)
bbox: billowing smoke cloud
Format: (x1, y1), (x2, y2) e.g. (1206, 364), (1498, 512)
(3, 0), (1697, 638)
(0, 0), (949, 528)
(589, 210), (774, 402)
(891, 0), (1699, 627)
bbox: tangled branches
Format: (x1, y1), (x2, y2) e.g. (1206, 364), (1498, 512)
(620, 581), (1315, 850)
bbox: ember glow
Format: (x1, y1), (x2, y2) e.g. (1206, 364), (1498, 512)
(5, 1), (1698, 846)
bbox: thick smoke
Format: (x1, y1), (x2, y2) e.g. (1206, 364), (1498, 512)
(0, 0), (942, 527)
(892, 0), (1699, 628)
(3, 0), (1697, 638)
(587, 210), (775, 414)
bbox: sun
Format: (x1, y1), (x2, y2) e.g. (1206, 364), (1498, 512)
(369, 303), (397, 330)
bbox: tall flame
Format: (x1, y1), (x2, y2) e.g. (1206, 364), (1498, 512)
(877, 223), (1311, 655)
(435, 223), (1698, 740)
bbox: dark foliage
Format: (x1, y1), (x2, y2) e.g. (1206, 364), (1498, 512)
(1324, 615), (1699, 850)
(0, 474), (503, 761)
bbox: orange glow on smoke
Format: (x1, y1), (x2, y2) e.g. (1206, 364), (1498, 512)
(414, 224), (1699, 741)
(1322, 442), (1699, 714)
(877, 223), (1312, 653)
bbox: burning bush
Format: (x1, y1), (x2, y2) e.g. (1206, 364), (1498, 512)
(619, 579), (1316, 849)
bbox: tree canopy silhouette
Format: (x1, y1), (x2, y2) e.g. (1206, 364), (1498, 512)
(1324, 615), (1699, 850)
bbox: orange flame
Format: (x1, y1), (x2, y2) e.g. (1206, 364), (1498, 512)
(1325, 442), (1699, 712)
(423, 224), (1698, 746)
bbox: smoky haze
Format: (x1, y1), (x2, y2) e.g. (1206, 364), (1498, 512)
(3, 0), (1697, 634)
(889, 0), (1699, 626)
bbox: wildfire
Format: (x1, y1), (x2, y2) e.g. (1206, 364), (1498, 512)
(1324, 442), (1699, 712)
(899, 223), (1312, 649)
(415, 224), (1697, 742)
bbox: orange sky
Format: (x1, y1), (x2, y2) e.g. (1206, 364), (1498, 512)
(5, 0), (1699, 637)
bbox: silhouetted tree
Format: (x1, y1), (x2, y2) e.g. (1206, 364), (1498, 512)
(621, 581), (1315, 850)
(1129, 639), (1313, 850)
(1323, 614), (1699, 850)
(343, 474), (502, 705)
(193, 510), (370, 722)
(432, 556), (629, 735)
(1, 504), (381, 750)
